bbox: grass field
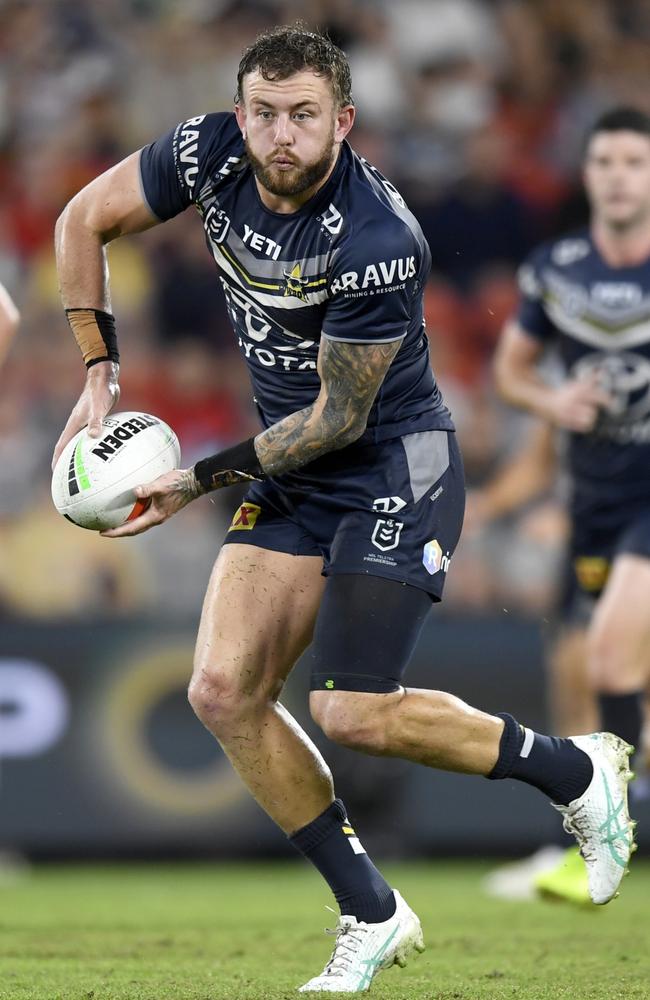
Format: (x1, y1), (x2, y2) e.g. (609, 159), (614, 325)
(0, 860), (648, 1000)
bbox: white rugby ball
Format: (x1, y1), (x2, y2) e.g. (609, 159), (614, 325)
(51, 411), (181, 531)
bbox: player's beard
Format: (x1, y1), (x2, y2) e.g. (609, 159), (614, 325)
(246, 126), (336, 198)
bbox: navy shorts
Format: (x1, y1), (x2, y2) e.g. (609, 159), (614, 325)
(568, 501), (650, 604)
(223, 430), (465, 601)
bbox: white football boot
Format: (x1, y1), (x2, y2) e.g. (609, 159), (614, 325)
(551, 732), (636, 904)
(298, 890), (424, 993)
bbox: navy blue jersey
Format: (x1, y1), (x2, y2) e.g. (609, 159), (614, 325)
(516, 229), (650, 514)
(139, 112), (452, 442)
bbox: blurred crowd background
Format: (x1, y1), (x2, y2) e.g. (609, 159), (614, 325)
(1, 0), (649, 622)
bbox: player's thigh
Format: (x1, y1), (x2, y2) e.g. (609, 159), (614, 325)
(193, 542), (326, 699)
(588, 553), (650, 682)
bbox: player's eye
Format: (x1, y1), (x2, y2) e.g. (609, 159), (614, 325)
(293, 112), (311, 121)
(258, 111), (275, 121)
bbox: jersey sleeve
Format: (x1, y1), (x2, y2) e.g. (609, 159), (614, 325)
(322, 224), (419, 344)
(139, 112), (239, 221)
(515, 246), (555, 341)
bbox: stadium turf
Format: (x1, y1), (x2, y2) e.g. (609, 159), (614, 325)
(0, 860), (648, 999)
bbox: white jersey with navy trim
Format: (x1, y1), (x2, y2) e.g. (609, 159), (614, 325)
(516, 228), (650, 510)
(139, 111), (453, 442)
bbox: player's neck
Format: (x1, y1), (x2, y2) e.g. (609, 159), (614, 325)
(256, 149), (341, 214)
(591, 218), (650, 268)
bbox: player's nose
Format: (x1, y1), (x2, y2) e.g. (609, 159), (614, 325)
(274, 114), (293, 144)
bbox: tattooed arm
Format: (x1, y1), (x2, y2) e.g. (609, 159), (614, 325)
(189, 335), (402, 496)
(102, 335), (401, 537)
(255, 335), (402, 476)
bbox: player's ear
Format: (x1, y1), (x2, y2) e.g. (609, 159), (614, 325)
(235, 103), (247, 139)
(334, 105), (355, 144)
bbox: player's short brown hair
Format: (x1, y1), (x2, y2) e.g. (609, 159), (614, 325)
(586, 106), (650, 147)
(236, 23), (353, 109)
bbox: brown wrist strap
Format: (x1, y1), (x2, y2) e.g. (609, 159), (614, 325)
(65, 308), (120, 368)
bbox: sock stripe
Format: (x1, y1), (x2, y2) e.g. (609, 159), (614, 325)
(520, 727), (535, 759)
(289, 798), (394, 923)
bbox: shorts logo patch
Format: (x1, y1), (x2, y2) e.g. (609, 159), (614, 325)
(371, 518), (403, 552)
(422, 539), (451, 575)
(574, 555), (609, 592)
(372, 496), (407, 514)
(230, 502), (261, 531)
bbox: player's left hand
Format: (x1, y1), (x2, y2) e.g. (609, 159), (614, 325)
(101, 467), (201, 537)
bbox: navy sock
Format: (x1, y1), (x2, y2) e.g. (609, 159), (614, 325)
(487, 713), (593, 806)
(289, 799), (396, 924)
(599, 692), (643, 752)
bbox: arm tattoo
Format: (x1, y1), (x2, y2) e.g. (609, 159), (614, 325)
(180, 466), (251, 497)
(173, 468), (205, 500)
(255, 336), (402, 477)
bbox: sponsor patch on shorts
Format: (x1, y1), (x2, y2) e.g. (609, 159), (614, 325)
(574, 555), (609, 592)
(230, 502), (261, 531)
(422, 538), (451, 575)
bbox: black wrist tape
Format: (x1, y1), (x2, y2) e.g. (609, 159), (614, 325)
(194, 437), (266, 492)
(66, 308), (120, 368)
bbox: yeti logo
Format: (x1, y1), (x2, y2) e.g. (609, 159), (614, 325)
(371, 518), (403, 552)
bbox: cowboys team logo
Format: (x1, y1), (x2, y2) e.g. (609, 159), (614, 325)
(371, 518), (403, 552)
(283, 263), (310, 300)
(230, 503), (261, 531)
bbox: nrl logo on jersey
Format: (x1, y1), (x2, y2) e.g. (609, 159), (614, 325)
(204, 205), (231, 244)
(283, 263), (310, 300)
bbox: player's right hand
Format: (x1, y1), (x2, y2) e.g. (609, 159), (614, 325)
(100, 467), (199, 537)
(51, 360), (120, 469)
(548, 374), (612, 433)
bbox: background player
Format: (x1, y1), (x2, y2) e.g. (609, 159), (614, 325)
(53, 27), (634, 993)
(493, 105), (650, 907)
(473, 414), (650, 903)
(495, 106), (650, 768)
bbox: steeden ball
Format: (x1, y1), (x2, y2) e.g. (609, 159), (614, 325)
(51, 411), (181, 531)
